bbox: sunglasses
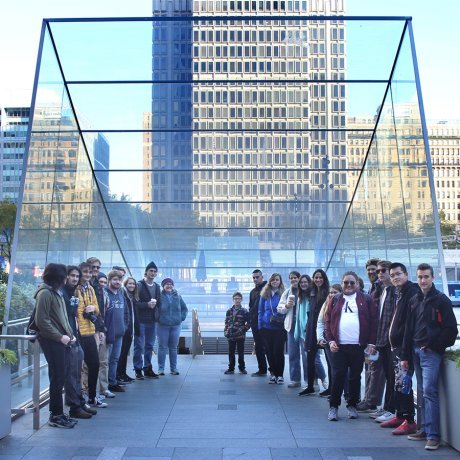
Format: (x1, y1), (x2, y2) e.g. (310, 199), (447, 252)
(343, 280), (356, 286)
(376, 268), (387, 274)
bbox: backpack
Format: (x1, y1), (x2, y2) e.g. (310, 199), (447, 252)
(26, 307), (39, 343)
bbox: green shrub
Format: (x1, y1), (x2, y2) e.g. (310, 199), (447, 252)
(444, 349), (460, 368)
(0, 349), (17, 366)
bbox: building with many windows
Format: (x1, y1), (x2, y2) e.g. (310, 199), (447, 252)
(0, 106), (30, 202)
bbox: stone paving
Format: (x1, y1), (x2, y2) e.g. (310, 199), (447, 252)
(1, 355), (459, 459)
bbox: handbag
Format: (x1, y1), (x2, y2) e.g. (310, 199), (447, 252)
(268, 297), (284, 327)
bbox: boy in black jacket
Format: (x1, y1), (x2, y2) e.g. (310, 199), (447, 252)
(401, 263), (458, 450)
(224, 292), (251, 375)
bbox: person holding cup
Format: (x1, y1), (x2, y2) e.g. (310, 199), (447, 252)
(277, 270), (307, 388)
(133, 261), (161, 380)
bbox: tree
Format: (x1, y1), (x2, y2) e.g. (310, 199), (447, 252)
(439, 209), (458, 249)
(0, 200), (17, 263)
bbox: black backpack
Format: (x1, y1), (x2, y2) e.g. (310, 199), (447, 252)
(26, 307), (39, 342)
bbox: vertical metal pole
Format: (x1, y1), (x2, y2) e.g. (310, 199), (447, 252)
(32, 340), (40, 430)
(407, 20), (448, 293)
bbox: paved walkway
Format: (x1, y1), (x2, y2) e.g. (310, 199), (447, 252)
(1, 355), (459, 459)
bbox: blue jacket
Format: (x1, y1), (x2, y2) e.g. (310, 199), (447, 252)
(258, 291), (284, 330)
(104, 288), (128, 344)
(158, 290), (188, 326)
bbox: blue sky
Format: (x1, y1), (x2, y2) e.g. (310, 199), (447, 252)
(0, 0), (458, 120)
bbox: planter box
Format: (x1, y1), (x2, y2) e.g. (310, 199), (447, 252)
(439, 359), (460, 451)
(0, 364), (11, 439)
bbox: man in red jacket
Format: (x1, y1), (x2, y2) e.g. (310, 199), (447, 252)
(325, 271), (377, 422)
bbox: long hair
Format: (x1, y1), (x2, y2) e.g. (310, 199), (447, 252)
(312, 269), (330, 308)
(42, 263), (67, 290)
(298, 274), (312, 303)
(261, 272), (285, 299)
(124, 276), (139, 301)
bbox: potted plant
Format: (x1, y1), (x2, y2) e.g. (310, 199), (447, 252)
(0, 348), (17, 439)
(439, 348), (460, 451)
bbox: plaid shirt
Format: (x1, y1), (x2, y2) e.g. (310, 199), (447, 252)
(375, 285), (395, 348)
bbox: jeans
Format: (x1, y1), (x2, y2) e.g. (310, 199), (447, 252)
(117, 328), (133, 377)
(156, 323), (181, 371)
(228, 338), (245, 371)
(79, 335), (100, 400)
(40, 337), (69, 416)
(133, 322), (157, 371)
(260, 328), (286, 378)
(287, 329), (307, 383)
(107, 336), (123, 385)
(252, 325), (268, 373)
(330, 344), (364, 408)
(65, 343), (85, 411)
(413, 346), (442, 440)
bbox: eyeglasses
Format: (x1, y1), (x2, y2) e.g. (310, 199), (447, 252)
(343, 280), (356, 286)
(376, 268), (387, 274)
(92, 265), (101, 269)
(390, 272), (404, 278)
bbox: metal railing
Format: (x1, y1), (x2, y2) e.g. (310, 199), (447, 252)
(0, 335), (41, 430)
(191, 309), (204, 357)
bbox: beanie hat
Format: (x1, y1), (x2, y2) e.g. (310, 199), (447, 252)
(145, 261), (158, 273)
(97, 272), (107, 280)
(162, 278), (174, 288)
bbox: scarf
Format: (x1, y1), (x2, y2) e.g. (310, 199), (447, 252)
(294, 297), (310, 341)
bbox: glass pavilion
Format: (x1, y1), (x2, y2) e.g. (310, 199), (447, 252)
(4, 15), (445, 333)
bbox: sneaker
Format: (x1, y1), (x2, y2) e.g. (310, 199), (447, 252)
(108, 384), (125, 393)
(69, 407), (92, 419)
(276, 377), (284, 384)
(102, 390), (116, 398)
(62, 414), (78, 424)
(299, 387), (315, 396)
(380, 416), (404, 428)
(369, 408), (386, 419)
(392, 420), (417, 436)
(239, 369), (247, 374)
(251, 370), (267, 377)
(288, 382), (301, 388)
(144, 368), (159, 379)
(48, 414), (76, 429)
(88, 398), (108, 408)
(328, 407), (338, 421)
(82, 404), (97, 415)
(347, 406), (358, 419)
(407, 430), (427, 441)
(116, 380), (127, 386)
(356, 401), (377, 412)
(170, 370), (180, 375)
(375, 411), (395, 423)
(269, 376), (277, 384)
(224, 369), (234, 374)
(158, 369), (165, 376)
(425, 439), (440, 450)
(135, 370), (144, 380)
(319, 388), (331, 397)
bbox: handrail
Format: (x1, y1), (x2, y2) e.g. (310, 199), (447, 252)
(0, 335), (41, 430)
(191, 309), (204, 358)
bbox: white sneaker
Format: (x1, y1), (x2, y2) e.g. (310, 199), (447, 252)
(88, 397), (108, 408)
(369, 408), (386, 419)
(288, 381), (300, 388)
(268, 376), (277, 384)
(103, 390), (116, 398)
(276, 377), (284, 384)
(375, 411), (395, 423)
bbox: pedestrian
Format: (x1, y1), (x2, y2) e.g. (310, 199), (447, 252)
(224, 292), (251, 375)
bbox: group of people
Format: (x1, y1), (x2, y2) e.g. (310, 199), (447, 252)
(223, 261), (458, 451)
(34, 259), (188, 429)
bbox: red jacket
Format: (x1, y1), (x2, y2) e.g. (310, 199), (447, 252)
(324, 291), (377, 346)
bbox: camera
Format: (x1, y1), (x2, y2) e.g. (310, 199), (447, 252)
(83, 311), (98, 324)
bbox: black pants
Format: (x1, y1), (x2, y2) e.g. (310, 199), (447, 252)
(260, 328), (286, 378)
(65, 342), (85, 411)
(79, 335), (100, 400)
(117, 329), (133, 378)
(252, 325), (268, 373)
(306, 343), (318, 389)
(391, 348), (415, 422)
(379, 344), (395, 413)
(330, 344), (364, 408)
(228, 339), (245, 371)
(40, 337), (69, 416)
